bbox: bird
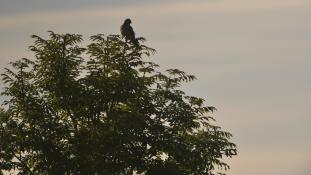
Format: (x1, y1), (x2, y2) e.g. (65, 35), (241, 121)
(120, 18), (139, 46)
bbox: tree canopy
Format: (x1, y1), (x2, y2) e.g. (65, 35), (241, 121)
(0, 31), (237, 175)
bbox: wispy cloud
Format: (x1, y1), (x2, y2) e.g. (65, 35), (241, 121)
(227, 148), (311, 175)
(0, 1), (310, 174)
(0, 0), (310, 29)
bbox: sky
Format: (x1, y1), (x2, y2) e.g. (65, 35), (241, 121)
(0, 0), (311, 174)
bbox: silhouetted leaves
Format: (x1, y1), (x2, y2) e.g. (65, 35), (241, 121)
(0, 32), (236, 175)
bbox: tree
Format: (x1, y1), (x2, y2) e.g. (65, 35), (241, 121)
(0, 31), (237, 175)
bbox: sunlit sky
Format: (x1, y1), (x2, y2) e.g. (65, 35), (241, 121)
(1, 0), (311, 174)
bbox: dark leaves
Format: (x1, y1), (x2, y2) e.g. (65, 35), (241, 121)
(0, 32), (236, 175)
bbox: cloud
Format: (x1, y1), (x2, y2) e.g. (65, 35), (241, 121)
(0, 1), (311, 174)
(0, 0), (310, 30)
(226, 147), (311, 175)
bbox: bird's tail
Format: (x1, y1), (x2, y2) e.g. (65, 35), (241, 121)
(131, 38), (140, 47)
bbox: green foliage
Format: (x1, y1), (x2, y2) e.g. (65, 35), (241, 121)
(0, 31), (237, 175)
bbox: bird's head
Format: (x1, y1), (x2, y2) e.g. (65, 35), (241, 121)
(124, 18), (132, 25)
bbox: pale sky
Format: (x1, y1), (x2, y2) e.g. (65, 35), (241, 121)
(0, 0), (311, 174)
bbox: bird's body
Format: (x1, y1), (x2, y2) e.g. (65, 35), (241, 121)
(120, 18), (139, 46)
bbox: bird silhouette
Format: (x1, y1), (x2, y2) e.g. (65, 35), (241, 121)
(120, 18), (139, 46)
